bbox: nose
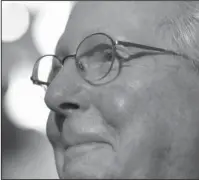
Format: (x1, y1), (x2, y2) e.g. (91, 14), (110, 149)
(45, 58), (116, 149)
(45, 58), (91, 116)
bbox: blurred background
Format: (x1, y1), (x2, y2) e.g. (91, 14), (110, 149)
(2, 1), (75, 178)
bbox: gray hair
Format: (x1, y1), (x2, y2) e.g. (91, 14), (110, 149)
(157, 1), (199, 71)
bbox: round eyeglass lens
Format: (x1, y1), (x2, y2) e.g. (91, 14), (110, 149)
(75, 33), (115, 82)
(33, 55), (62, 85)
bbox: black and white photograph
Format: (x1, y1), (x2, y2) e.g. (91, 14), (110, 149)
(2, 1), (199, 179)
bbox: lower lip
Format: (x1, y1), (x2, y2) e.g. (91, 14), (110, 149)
(64, 142), (110, 160)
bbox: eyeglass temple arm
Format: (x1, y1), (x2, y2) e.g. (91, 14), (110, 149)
(116, 40), (177, 55)
(116, 40), (199, 71)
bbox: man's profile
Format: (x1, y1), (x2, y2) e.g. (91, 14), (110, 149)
(31, 1), (199, 179)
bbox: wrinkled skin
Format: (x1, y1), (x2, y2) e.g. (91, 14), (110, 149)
(45, 2), (199, 179)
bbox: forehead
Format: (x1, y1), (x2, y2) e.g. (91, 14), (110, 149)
(56, 1), (176, 55)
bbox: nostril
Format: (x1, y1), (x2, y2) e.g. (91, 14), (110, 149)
(56, 103), (79, 132)
(59, 102), (80, 110)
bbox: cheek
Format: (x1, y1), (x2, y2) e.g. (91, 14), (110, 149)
(95, 84), (140, 128)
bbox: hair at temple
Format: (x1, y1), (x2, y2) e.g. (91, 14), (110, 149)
(157, 2), (199, 64)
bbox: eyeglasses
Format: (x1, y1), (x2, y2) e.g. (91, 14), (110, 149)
(30, 32), (196, 88)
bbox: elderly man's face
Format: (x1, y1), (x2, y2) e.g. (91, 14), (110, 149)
(45, 2), (199, 179)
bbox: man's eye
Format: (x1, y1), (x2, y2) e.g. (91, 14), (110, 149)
(103, 49), (113, 62)
(77, 61), (86, 72)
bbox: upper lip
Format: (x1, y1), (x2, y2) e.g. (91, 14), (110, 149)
(54, 111), (116, 151)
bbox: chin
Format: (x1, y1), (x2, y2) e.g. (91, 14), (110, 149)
(61, 167), (119, 179)
(59, 156), (121, 179)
